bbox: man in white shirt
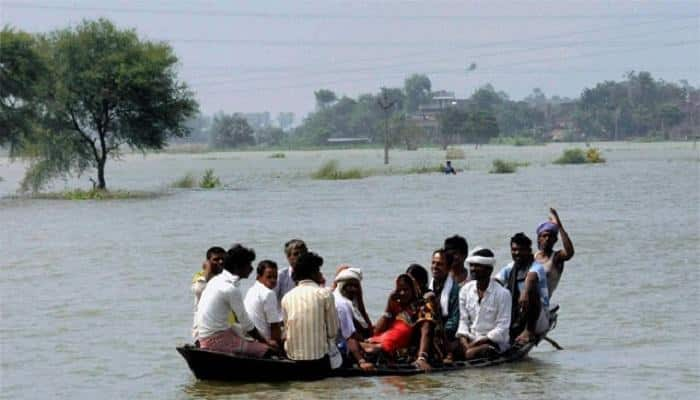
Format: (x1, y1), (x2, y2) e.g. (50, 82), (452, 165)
(456, 247), (512, 360)
(244, 260), (283, 346)
(196, 244), (276, 357)
(275, 239), (307, 303)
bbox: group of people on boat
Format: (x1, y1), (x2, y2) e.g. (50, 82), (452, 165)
(189, 208), (574, 374)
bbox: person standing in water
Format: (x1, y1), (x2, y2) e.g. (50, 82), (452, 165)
(534, 208), (575, 298)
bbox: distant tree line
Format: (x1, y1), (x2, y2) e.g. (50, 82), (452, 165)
(285, 72), (699, 147)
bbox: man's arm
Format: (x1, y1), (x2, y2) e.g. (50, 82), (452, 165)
(486, 289), (512, 347)
(551, 208), (575, 262)
(263, 290), (284, 345)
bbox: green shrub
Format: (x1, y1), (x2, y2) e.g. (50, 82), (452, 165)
(490, 159), (518, 174)
(171, 172), (197, 188)
(199, 169), (221, 189)
(554, 149), (587, 164)
(445, 147), (466, 159)
(312, 160), (365, 180)
(269, 152), (286, 159)
(585, 148), (606, 163)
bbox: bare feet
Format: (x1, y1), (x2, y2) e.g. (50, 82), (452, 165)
(414, 358), (432, 372)
(515, 330), (536, 345)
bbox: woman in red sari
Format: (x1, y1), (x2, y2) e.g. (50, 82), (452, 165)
(362, 272), (440, 370)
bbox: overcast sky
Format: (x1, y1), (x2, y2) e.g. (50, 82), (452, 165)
(2, 0), (698, 119)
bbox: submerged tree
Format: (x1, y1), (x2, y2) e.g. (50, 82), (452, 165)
(209, 113), (255, 148)
(18, 19), (198, 191)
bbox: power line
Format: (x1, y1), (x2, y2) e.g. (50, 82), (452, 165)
(193, 40), (700, 95)
(185, 24), (698, 87)
(4, 1), (696, 20)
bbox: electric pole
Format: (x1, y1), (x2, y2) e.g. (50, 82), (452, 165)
(378, 90), (397, 165)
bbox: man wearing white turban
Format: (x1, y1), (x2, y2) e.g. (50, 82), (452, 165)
(456, 247), (512, 359)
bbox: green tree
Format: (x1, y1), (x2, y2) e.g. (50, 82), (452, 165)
(404, 74), (431, 113)
(0, 27), (47, 155)
(468, 110), (500, 145)
(210, 113), (255, 148)
(438, 107), (469, 149)
(256, 126), (286, 146)
(17, 19), (197, 191)
(314, 89), (337, 110)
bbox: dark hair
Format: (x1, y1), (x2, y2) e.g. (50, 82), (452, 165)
(406, 264), (428, 289)
(472, 248), (495, 258)
(284, 239), (308, 256)
(223, 244), (256, 274)
(444, 235), (469, 255)
(510, 232), (532, 248)
(206, 246), (226, 260)
(256, 259), (278, 277)
(292, 252), (323, 282)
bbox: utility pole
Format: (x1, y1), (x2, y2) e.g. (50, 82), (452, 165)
(378, 90), (397, 165)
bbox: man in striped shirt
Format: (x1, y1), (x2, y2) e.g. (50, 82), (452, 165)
(281, 252), (338, 376)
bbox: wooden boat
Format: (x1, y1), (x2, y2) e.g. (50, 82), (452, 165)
(178, 308), (559, 382)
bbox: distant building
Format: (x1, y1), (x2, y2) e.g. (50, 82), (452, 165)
(409, 90), (468, 138)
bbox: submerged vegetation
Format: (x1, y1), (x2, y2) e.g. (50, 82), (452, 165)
(554, 148), (606, 164)
(171, 173), (197, 188)
(199, 169), (221, 189)
(404, 163), (445, 174)
(312, 160), (365, 180)
(445, 147), (466, 160)
(490, 159), (520, 174)
(25, 189), (159, 200)
(269, 152), (286, 159)
(171, 169), (221, 189)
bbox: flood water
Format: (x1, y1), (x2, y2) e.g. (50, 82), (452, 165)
(1, 142), (698, 399)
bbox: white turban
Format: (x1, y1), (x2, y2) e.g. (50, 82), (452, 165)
(334, 267), (362, 283)
(465, 247), (496, 267)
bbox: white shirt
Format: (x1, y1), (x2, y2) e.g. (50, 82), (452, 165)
(196, 270), (254, 339)
(456, 279), (512, 351)
(244, 280), (283, 340)
(333, 291), (356, 340)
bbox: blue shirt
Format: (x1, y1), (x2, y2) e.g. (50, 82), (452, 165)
(496, 261), (549, 309)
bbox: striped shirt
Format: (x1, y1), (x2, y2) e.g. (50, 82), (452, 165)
(281, 280), (338, 361)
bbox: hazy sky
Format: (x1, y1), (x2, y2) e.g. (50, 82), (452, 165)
(2, 0), (698, 119)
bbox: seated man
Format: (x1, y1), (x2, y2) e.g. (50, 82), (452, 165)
(191, 246), (226, 341)
(495, 233), (550, 345)
(456, 248), (512, 359)
(195, 244), (276, 357)
(444, 235), (470, 287)
(244, 260), (283, 346)
(275, 239), (308, 303)
(429, 249), (461, 341)
(534, 208), (575, 298)
(281, 252), (338, 376)
(333, 268), (375, 371)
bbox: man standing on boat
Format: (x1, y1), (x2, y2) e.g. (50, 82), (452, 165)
(444, 235), (470, 286)
(495, 233), (550, 345)
(456, 248), (512, 359)
(281, 252), (339, 376)
(429, 249), (461, 341)
(195, 244), (276, 356)
(275, 239), (308, 303)
(534, 208), (575, 298)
